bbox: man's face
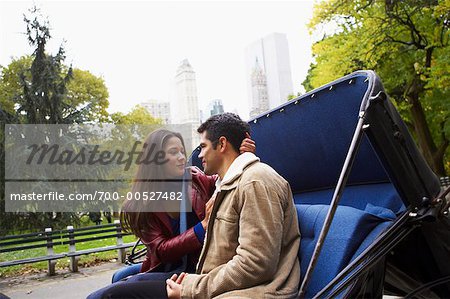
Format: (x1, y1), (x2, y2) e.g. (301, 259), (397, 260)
(198, 131), (221, 175)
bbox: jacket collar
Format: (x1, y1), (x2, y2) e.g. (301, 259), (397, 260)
(215, 152), (260, 191)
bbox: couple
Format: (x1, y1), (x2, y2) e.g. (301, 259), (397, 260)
(89, 113), (300, 298)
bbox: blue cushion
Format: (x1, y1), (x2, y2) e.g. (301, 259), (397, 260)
(296, 204), (394, 297)
(349, 204), (396, 259)
(293, 183), (405, 214)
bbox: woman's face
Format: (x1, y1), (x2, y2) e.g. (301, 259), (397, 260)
(163, 136), (186, 178)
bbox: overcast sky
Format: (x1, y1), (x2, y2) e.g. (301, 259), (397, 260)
(0, 0), (315, 119)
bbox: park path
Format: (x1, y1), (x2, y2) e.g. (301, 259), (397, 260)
(0, 262), (123, 299)
(0, 263), (403, 299)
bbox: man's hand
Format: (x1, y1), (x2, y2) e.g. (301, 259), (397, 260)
(166, 272), (187, 299)
(201, 198), (215, 230)
(240, 132), (256, 154)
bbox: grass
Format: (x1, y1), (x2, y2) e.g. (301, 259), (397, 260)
(0, 217), (142, 278)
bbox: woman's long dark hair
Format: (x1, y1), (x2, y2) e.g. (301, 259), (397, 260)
(120, 129), (186, 239)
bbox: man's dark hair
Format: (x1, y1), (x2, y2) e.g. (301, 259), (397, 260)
(197, 113), (250, 153)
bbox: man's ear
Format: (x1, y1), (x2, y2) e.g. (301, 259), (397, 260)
(218, 136), (227, 152)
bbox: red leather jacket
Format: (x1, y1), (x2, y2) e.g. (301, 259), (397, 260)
(140, 170), (216, 273)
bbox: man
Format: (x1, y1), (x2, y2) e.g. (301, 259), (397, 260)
(167, 113), (300, 299)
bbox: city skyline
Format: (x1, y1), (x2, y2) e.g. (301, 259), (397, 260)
(140, 62), (226, 125)
(0, 1), (315, 120)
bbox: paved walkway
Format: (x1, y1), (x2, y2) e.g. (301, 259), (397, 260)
(0, 262), (123, 299)
(0, 263), (404, 299)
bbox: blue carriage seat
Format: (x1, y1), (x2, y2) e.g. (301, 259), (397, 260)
(295, 203), (395, 297)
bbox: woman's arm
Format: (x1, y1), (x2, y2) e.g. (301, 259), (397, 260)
(141, 217), (202, 264)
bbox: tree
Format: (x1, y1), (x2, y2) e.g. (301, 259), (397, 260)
(0, 56), (109, 123)
(110, 105), (162, 125)
(287, 92), (303, 101)
(109, 104), (163, 168)
(304, 0), (450, 175)
(0, 7), (110, 234)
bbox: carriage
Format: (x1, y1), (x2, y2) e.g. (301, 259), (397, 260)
(189, 70), (450, 298)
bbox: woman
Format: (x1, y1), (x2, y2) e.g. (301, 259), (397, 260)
(87, 129), (254, 298)
(121, 129), (218, 275)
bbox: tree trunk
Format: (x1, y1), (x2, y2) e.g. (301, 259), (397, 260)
(407, 77), (447, 176)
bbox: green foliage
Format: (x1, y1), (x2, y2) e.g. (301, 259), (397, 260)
(110, 105), (162, 125)
(0, 7), (111, 235)
(0, 56), (109, 124)
(0, 56), (33, 115)
(66, 69), (110, 122)
(287, 92), (303, 101)
(108, 105), (163, 184)
(304, 0), (450, 175)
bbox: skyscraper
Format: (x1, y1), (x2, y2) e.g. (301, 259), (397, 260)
(200, 99), (225, 123)
(141, 100), (171, 124)
(208, 99), (225, 117)
(173, 59), (200, 124)
(250, 58), (269, 117)
(245, 33), (294, 117)
(172, 59), (201, 149)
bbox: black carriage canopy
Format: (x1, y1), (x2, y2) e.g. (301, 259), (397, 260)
(190, 70), (450, 298)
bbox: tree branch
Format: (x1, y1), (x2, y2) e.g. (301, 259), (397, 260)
(384, 35), (415, 46)
(357, 0), (375, 12)
(385, 3), (427, 49)
(403, 6), (428, 47)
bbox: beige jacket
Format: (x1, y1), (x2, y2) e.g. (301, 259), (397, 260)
(181, 153), (301, 298)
